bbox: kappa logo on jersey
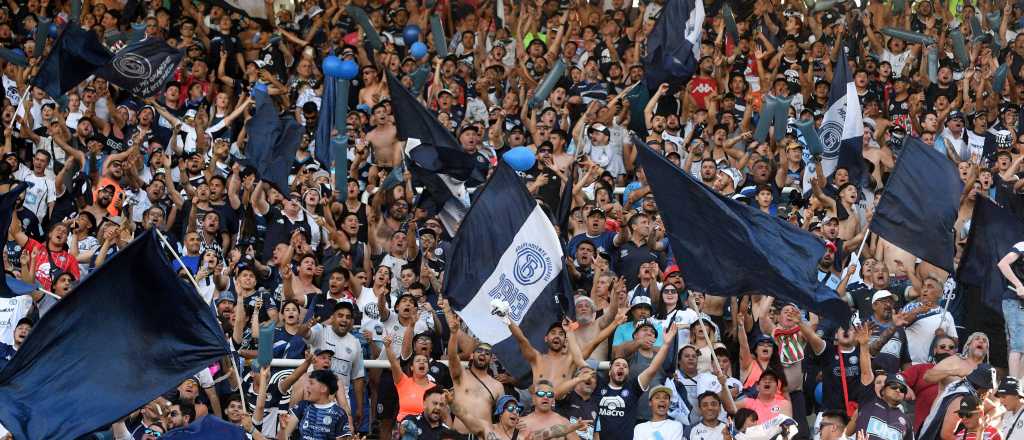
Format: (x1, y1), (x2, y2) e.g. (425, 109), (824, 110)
(692, 83), (714, 94)
(599, 396), (627, 417)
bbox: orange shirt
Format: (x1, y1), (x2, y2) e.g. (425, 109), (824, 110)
(395, 374), (433, 421)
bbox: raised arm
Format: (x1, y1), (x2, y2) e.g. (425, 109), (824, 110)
(507, 320), (541, 365)
(382, 334), (405, 384)
(639, 322), (679, 388)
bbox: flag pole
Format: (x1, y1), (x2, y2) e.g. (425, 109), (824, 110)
(154, 228), (201, 293)
(156, 227), (249, 411)
(690, 295), (719, 367)
(839, 228), (871, 280)
(8, 88), (29, 130)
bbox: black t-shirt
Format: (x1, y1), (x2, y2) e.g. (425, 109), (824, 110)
(596, 376), (646, 438)
(555, 389), (600, 439)
(817, 342), (868, 412)
(523, 164), (562, 212)
(260, 206), (305, 259)
(615, 241), (661, 289)
(925, 83), (957, 107)
(408, 413), (452, 440)
(847, 282), (877, 321)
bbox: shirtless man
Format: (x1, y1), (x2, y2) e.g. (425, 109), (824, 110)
(357, 65), (388, 107)
(447, 318), (504, 435)
(509, 319), (586, 391)
(364, 102), (401, 187)
(520, 380), (592, 440)
(924, 332), (990, 387)
(448, 391), (587, 440)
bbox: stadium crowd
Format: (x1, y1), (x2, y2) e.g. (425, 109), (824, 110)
(3, 0), (1024, 439)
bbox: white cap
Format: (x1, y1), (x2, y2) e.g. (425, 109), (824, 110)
(871, 290), (895, 304)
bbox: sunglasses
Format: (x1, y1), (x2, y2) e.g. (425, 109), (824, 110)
(144, 429), (163, 437)
(937, 344), (956, 350)
(888, 384), (907, 393)
(535, 390), (554, 399)
(505, 404), (524, 414)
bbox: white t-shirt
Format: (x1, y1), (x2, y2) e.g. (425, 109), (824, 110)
(661, 308), (698, 347)
(20, 172), (56, 221)
(374, 311), (432, 359)
(356, 286), (383, 326)
(0, 296), (32, 345)
(633, 419), (685, 440)
(903, 303), (958, 363)
(303, 324), (366, 389)
(689, 421), (729, 440)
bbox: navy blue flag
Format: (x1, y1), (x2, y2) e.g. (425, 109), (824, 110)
(870, 137), (961, 273)
(0, 230), (230, 440)
(0, 184), (34, 298)
(386, 72), (483, 235)
(257, 117), (304, 193)
(242, 90), (283, 169)
(957, 197), (1024, 312)
(642, 0), (705, 90)
(31, 25), (113, 99)
(96, 38), (184, 98)
(635, 140), (850, 320)
(444, 162), (572, 380)
(314, 72), (337, 166)
(162, 414), (246, 440)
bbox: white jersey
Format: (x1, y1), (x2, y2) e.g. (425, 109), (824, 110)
(634, 419), (685, 440)
(375, 312), (432, 359)
(303, 324), (366, 388)
(0, 296), (32, 345)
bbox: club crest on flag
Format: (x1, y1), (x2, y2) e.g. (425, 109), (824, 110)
(514, 243), (553, 286)
(112, 52), (150, 79)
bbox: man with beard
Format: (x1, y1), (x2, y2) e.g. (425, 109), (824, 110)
(402, 387), (451, 440)
(298, 301), (366, 428)
(520, 380), (591, 439)
(850, 373), (913, 440)
(924, 332), (990, 387)
(85, 183), (115, 222)
(508, 318), (587, 392)
(596, 323), (678, 438)
(904, 335), (959, 431)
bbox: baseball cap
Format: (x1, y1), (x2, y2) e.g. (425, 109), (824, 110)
(997, 377), (1024, 397)
(649, 385), (673, 400)
(587, 207), (606, 217)
(633, 319), (658, 336)
(664, 265), (681, 277)
(957, 394), (982, 416)
(629, 295), (654, 313)
(948, 110), (966, 122)
(884, 373), (908, 390)
(871, 290), (895, 304)
(215, 292), (236, 305)
(588, 123), (610, 136)
(314, 348), (335, 357)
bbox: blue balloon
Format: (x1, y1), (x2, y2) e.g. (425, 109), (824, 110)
(410, 41), (428, 60)
(814, 383), (823, 406)
(48, 22), (58, 38)
(503, 146), (536, 171)
(338, 60), (359, 80)
(322, 55), (344, 78)
(403, 25), (421, 46)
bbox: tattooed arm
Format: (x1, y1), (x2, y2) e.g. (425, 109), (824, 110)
(529, 420), (591, 440)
